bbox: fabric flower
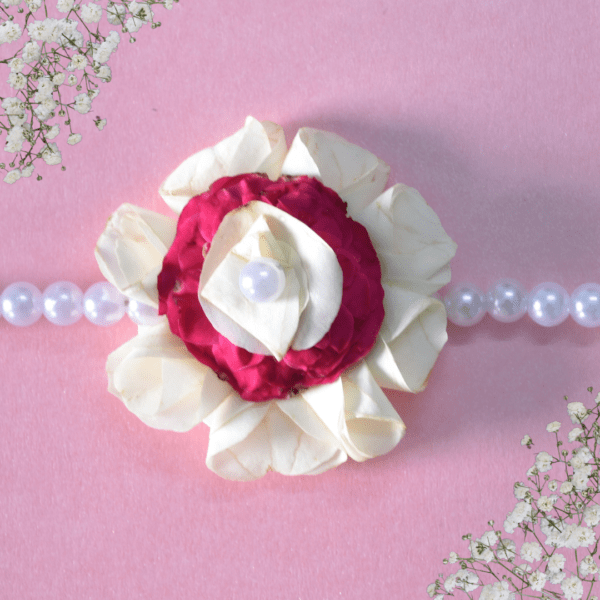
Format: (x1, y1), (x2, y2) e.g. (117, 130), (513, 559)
(96, 116), (456, 480)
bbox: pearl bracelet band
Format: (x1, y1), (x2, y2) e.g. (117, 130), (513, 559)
(2, 278), (600, 329)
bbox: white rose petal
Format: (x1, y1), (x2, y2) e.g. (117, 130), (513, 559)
(199, 201), (342, 358)
(95, 203), (177, 308)
(107, 322), (229, 432)
(159, 116), (287, 214)
(281, 127), (390, 217)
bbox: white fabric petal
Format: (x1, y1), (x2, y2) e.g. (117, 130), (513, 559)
(203, 396), (346, 481)
(95, 203), (177, 307)
(199, 201), (343, 355)
(281, 127), (390, 217)
(200, 214), (304, 359)
(366, 283), (448, 392)
(159, 116), (287, 214)
(354, 184), (457, 296)
(302, 361), (405, 463)
(107, 322), (233, 432)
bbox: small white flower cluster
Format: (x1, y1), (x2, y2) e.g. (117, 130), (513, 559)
(0, 0), (177, 183)
(427, 389), (600, 600)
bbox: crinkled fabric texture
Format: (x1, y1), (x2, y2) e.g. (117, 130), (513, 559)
(158, 174), (385, 402)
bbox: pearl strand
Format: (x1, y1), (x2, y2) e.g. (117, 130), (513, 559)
(0, 281), (163, 327)
(442, 280), (600, 328)
(3, 279), (600, 328)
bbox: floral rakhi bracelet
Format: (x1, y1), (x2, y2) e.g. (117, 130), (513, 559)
(93, 116), (457, 481)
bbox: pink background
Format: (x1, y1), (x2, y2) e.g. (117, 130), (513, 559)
(2, 1), (600, 597)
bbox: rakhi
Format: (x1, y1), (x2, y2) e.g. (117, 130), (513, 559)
(2, 117), (598, 481)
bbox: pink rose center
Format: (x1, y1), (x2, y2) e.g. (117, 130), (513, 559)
(158, 174), (385, 402)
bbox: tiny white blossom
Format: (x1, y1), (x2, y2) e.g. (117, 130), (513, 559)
(521, 434), (532, 446)
(546, 421), (561, 432)
(107, 3), (126, 24)
(568, 402), (588, 424)
(548, 479), (558, 491)
(52, 72), (66, 86)
(0, 20), (22, 45)
(22, 41), (41, 64)
(454, 569), (478, 592)
(535, 451), (553, 472)
(537, 495), (556, 512)
(164, 0), (173, 8)
(60, 19), (83, 48)
(34, 77), (53, 101)
(580, 554), (599, 577)
(547, 552), (566, 572)
(572, 471), (589, 491)
(92, 40), (116, 64)
(584, 503), (600, 527)
(67, 53), (88, 71)
(514, 482), (528, 500)
(426, 583), (436, 598)
(2, 97), (26, 126)
(46, 124), (60, 140)
(106, 31), (120, 48)
(21, 164), (34, 178)
(561, 575), (584, 600)
(1, 0), (23, 6)
(569, 427), (584, 442)
(520, 541), (542, 563)
(8, 72), (26, 90)
(41, 142), (62, 165)
(67, 133), (82, 145)
(73, 93), (92, 114)
(444, 573), (458, 593)
(448, 551), (458, 564)
(470, 539), (493, 563)
(528, 570), (546, 592)
(496, 538), (516, 561)
(560, 481), (574, 494)
(479, 581), (514, 600)
(66, 74), (78, 86)
(90, 88), (100, 100)
(80, 3), (102, 24)
(548, 570), (566, 584)
(570, 525), (595, 549)
(3, 169), (21, 184)
(95, 118), (107, 130)
(34, 97), (57, 122)
(97, 65), (111, 81)
(26, 0), (42, 9)
(5, 125), (24, 153)
(596, 392), (600, 404)
(575, 446), (593, 463)
(9, 57), (24, 73)
(57, 0), (75, 12)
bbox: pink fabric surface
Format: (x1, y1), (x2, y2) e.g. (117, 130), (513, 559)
(1, 1), (600, 598)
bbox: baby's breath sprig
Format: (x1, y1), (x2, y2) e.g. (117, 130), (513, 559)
(427, 387), (600, 600)
(0, 0), (178, 183)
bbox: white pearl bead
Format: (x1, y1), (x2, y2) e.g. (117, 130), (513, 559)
(126, 298), (164, 326)
(1, 282), (43, 326)
(570, 283), (600, 328)
(527, 282), (570, 327)
(487, 279), (528, 323)
(444, 283), (487, 326)
(43, 281), (83, 325)
(239, 258), (286, 303)
(83, 282), (126, 326)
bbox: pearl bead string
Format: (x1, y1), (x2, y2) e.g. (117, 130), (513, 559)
(442, 280), (600, 328)
(0, 281), (163, 327)
(2, 279), (600, 328)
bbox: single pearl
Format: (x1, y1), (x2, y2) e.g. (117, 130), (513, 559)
(239, 258), (286, 303)
(487, 279), (528, 323)
(83, 282), (126, 326)
(1, 282), (43, 327)
(444, 283), (487, 326)
(527, 282), (570, 327)
(570, 283), (600, 328)
(126, 298), (164, 326)
(43, 281), (83, 325)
